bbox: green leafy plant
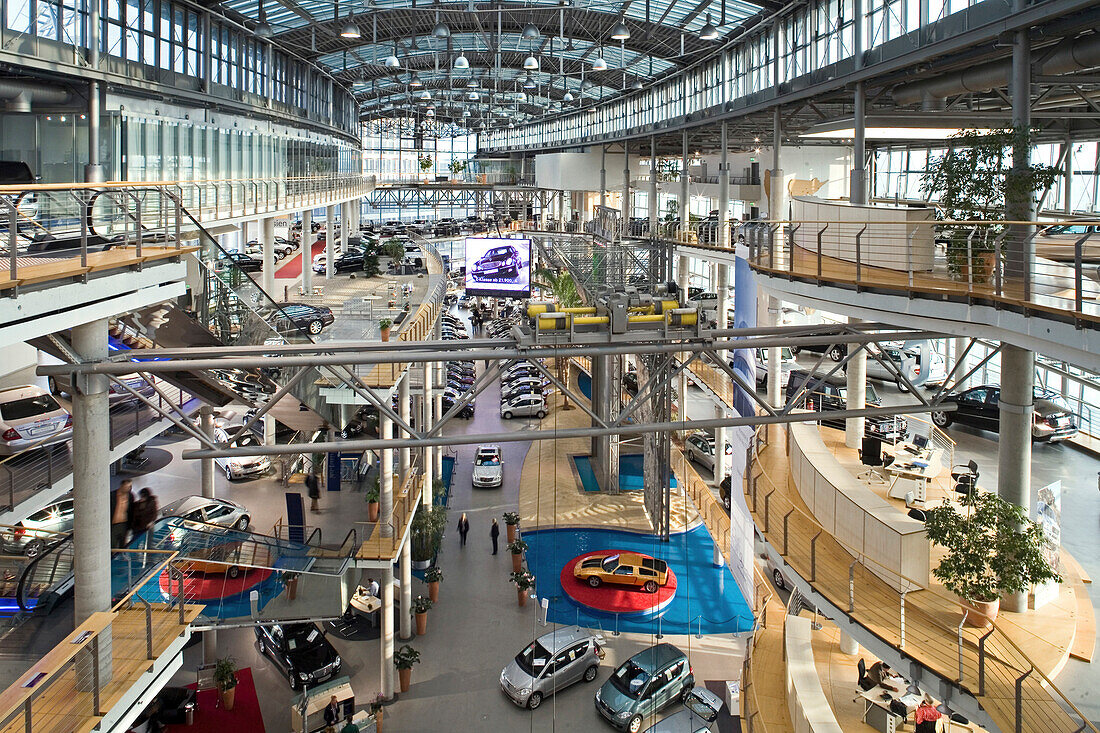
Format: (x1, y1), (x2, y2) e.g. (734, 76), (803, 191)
(413, 595), (433, 613)
(424, 566), (444, 583)
(507, 539), (528, 555)
(510, 569), (536, 591)
(432, 478), (447, 504)
(418, 154), (433, 172)
(394, 644), (421, 669)
(383, 239), (406, 261)
(369, 693), (385, 713)
(379, 318), (393, 331)
(924, 489), (1060, 603)
(411, 504), (449, 563)
(213, 656), (238, 691)
(366, 477), (380, 503)
(501, 511), (521, 526)
(449, 159), (467, 176)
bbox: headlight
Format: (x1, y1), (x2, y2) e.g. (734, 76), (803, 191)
(334, 655), (342, 667)
(518, 688), (531, 697)
(299, 672), (311, 681)
(228, 461), (241, 469)
(617, 711), (633, 720)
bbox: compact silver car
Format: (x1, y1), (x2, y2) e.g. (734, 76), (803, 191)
(683, 432), (732, 472)
(0, 494), (73, 557)
(212, 427), (271, 480)
(501, 627), (606, 710)
(160, 495), (251, 531)
(0, 385), (72, 455)
(643, 686), (723, 732)
(501, 394), (547, 420)
(472, 445), (503, 488)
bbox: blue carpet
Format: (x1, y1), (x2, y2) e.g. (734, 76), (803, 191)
(524, 525), (754, 635)
(570, 453), (671, 493)
(578, 372), (592, 400)
(572, 455), (601, 492)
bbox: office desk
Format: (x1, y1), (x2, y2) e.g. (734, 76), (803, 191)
(885, 444), (944, 503)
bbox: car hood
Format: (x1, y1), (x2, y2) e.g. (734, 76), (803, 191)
(597, 680), (634, 714)
(576, 557), (606, 571)
(287, 642), (337, 670)
(501, 660), (537, 690)
(1034, 400), (1072, 419)
(472, 465), (501, 481)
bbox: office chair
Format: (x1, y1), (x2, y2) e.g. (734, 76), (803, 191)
(856, 658), (876, 691)
(857, 436), (894, 484)
(951, 459), (979, 495)
(907, 507), (927, 522)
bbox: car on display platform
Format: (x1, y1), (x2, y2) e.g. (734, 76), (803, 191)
(642, 686), (724, 732)
(0, 385), (73, 455)
(471, 245), (521, 281)
(211, 427), (271, 480)
(595, 643), (694, 733)
(255, 622), (342, 690)
(47, 372), (154, 406)
(500, 627), (606, 710)
(718, 476), (733, 512)
(931, 384), (1078, 442)
(502, 376), (550, 396)
(268, 303), (335, 336)
(573, 552), (669, 593)
(862, 343), (948, 391)
(683, 432), (733, 473)
(159, 495), (251, 531)
(0, 494), (74, 557)
(217, 251), (262, 272)
(327, 250), (366, 274)
(785, 369), (908, 441)
(472, 445), (504, 488)
(501, 394), (547, 420)
(458, 295), (475, 309)
(789, 341), (847, 362)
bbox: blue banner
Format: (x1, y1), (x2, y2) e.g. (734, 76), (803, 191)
(732, 253), (757, 418)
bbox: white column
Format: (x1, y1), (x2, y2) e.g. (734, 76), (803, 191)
(766, 294), (782, 408)
(622, 145), (631, 222)
(200, 405), (215, 498)
(380, 415), (393, 537)
(261, 216), (276, 294)
(301, 210), (313, 294)
(846, 317), (867, 450)
(325, 205), (335, 280)
(399, 375), (411, 480)
(71, 319), (112, 681)
(399, 539), (413, 640)
(380, 565), (395, 698)
(649, 138), (659, 237)
(680, 131), (690, 234)
(433, 361), (443, 479)
(998, 344), (1034, 613)
(715, 262), (730, 484)
(840, 631), (859, 655)
(719, 122), (730, 250)
(422, 362), (434, 509)
(677, 255), (689, 296)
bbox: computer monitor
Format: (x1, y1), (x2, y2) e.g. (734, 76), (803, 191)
(912, 434), (929, 451)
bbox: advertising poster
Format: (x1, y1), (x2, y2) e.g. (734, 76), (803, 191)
(464, 237), (532, 297)
(1033, 480), (1062, 609)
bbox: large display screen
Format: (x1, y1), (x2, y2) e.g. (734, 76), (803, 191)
(464, 237), (531, 297)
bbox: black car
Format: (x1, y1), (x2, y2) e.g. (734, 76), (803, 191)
(269, 303), (335, 335)
(501, 383), (544, 403)
(623, 372), (639, 395)
(330, 250), (365, 273)
(442, 396), (475, 418)
(790, 341), (848, 362)
(254, 623), (341, 690)
(433, 220), (460, 237)
(219, 251), (262, 272)
(472, 245), (521, 280)
(785, 369), (908, 440)
(932, 384), (1078, 442)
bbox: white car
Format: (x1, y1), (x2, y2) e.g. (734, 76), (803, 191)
(753, 347), (795, 389)
(472, 445), (503, 488)
(212, 427), (271, 480)
(501, 394), (547, 420)
(0, 385), (72, 455)
(160, 495), (251, 531)
(684, 431), (732, 472)
(864, 342), (947, 391)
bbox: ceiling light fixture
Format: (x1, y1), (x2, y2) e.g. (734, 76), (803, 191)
(426, 108), (435, 116)
(563, 91), (574, 102)
(418, 90), (431, 101)
(523, 74), (537, 89)
(467, 78), (479, 88)
(383, 54), (400, 67)
(468, 91), (480, 100)
(433, 22), (451, 38)
(409, 71), (422, 87)
(610, 20), (630, 40)
(523, 55), (539, 70)
(454, 53), (470, 69)
(630, 79), (643, 90)
(341, 20), (361, 38)
(522, 23), (540, 39)
(699, 14), (719, 40)
(592, 56), (607, 71)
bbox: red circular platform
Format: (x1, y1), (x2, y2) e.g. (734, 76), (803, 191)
(158, 567), (273, 601)
(560, 551), (677, 617)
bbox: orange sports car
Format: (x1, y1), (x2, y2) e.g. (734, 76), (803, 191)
(573, 552), (669, 593)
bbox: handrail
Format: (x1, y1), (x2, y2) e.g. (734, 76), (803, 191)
(0, 174), (374, 195)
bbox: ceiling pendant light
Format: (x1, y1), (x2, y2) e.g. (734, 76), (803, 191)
(454, 53), (470, 69)
(523, 55), (539, 70)
(467, 78), (479, 88)
(383, 54), (400, 67)
(610, 19), (630, 41)
(523, 74), (537, 89)
(255, 0), (273, 39)
(418, 89), (431, 101)
(341, 20), (361, 38)
(630, 78), (643, 90)
(426, 107), (435, 117)
(563, 91), (574, 102)
(522, 23), (540, 39)
(699, 14), (719, 40)
(463, 109), (471, 117)
(468, 91), (480, 100)
(433, 21), (451, 38)
(581, 78), (593, 90)
(592, 55), (607, 72)
(409, 71), (422, 87)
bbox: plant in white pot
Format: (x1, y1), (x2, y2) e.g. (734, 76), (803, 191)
(924, 489), (1059, 627)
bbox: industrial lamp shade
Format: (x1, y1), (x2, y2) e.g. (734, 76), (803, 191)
(383, 55), (400, 68)
(468, 91), (480, 100)
(409, 72), (422, 87)
(563, 91), (574, 102)
(592, 57), (608, 71)
(521, 23), (540, 39)
(454, 54), (470, 69)
(699, 14), (719, 40)
(426, 108), (435, 117)
(417, 90), (432, 101)
(340, 22), (361, 39)
(523, 55), (539, 70)
(432, 22), (451, 38)
(523, 75), (536, 89)
(630, 78), (644, 90)
(610, 21), (630, 40)
(255, 20), (273, 39)
(581, 78), (593, 90)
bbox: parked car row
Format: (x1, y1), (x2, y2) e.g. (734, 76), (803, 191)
(500, 358), (549, 420)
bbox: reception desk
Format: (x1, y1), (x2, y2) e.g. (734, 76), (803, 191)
(791, 196), (936, 273)
(788, 423), (929, 591)
(785, 615), (845, 733)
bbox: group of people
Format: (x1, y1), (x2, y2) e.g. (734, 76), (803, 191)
(322, 695), (361, 732)
(864, 661), (943, 732)
(455, 513), (501, 554)
(111, 478), (159, 549)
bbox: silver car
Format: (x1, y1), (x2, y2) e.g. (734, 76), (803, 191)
(643, 686), (723, 732)
(160, 495), (251, 531)
(212, 427), (271, 480)
(684, 432), (732, 472)
(472, 445), (503, 488)
(0, 385), (72, 455)
(501, 627), (606, 710)
(501, 394), (547, 420)
(0, 494), (73, 557)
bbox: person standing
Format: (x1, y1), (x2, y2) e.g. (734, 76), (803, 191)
(306, 469), (321, 513)
(340, 716), (360, 733)
(915, 697), (942, 733)
(457, 513), (470, 547)
(490, 518), (500, 555)
(323, 696), (341, 728)
(130, 488), (159, 547)
(111, 480), (133, 549)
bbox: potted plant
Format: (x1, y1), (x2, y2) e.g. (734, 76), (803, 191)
(413, 595), (433, 635)
(369, 693), (385, 732)
(280, 570), (300, 601)
(394, 644), (421, 692)
(502, 511), (521, 543)
(410, 505), (448, 570)
(366, 478), (380, 522)
(418, 154), (433, 173)
(424, 566), (443, 602)
(511, 569), (535, 608)
(379, 318), (392, 342)
(507, 538), (528, 574)
(925, 489), (1060, 627)
(213, 656), (238, 711)
(449, 159), (467, 179)
(920, 128), (1058, 284)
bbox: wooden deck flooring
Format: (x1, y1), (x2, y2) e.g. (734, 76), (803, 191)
(0, 245), (194, 292)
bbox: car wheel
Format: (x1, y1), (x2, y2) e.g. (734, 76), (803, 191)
(503, 411), (513, 419)
(772, 568), (786, 590)
(47, 376), (60, 395)
(790, 346), (801, 355)
(583, 665), (599, 683)
(931, 410), (952, 428)
(224, 465), (234, 481)
(627, 715), (643, 733)
(24, 539), (45, 558)
(227, 565), (240, 579)
(308, 319), (323, 335)
(643, 580), (659, 593)
(587, 576), (602, 588)
(723, 495), (731, 511)
(828, 346), (845, 362)
(527, 691), (543, 710)
(236, 516), (250, 531)
(536, 410), (546, 419)
(289, 672), (300, 690)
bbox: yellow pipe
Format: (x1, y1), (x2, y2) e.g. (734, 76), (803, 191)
(666, 310), (698, 326)
(527, 303), (556, 317)
(572, 316), (610, 326)
(627, 315), (666, 324)
(537, 313), (570, 330)
(560, 307), (597, 315)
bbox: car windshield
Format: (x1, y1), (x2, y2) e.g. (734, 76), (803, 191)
(601, 554), (621, 572)
(0, 393), (61, 420)
(1044, 224), (1093, 235)
(610, 660), (651, 699)
(285, 626), (323, 652)
(475, 453), (500, 466)
(515, 641), (552, 676)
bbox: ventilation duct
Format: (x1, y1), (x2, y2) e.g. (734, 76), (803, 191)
(0, 80), (72, 112)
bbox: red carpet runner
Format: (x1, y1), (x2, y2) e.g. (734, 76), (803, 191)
(274, 241), (325, 279)
(165, 667), (266, 733)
